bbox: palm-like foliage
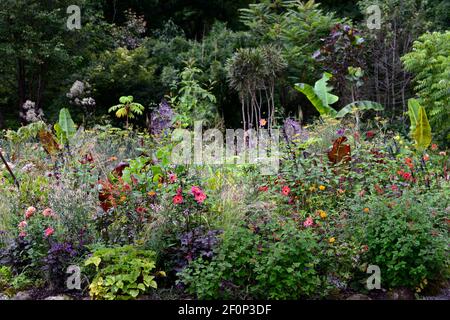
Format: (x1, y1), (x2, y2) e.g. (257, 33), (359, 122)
(109, 96), (145, 128)
(226, 45), (286, 131)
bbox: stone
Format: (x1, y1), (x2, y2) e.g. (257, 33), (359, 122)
(12, 291), (33, 300)
(44, 295), (73, 300)
(387, 288), (415, 300)
(346, 294), (372, 300)
(0, 293), (9, 300)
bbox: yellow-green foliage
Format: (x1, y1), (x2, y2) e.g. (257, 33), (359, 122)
(408, 98), (432, 151)
(85, 246), (163, 300)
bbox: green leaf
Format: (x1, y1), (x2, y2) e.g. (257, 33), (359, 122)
(294, 80), (338, 117)
(137, 283), (146, 291)
(148, 280), (158, 289)
(56, 108), (76, 142)
(108, 104), (120, 113)
(143, 275), (154, 286)
(314, 72), (339, 107)
(116, 108), (127, 118)
(85, 256), (102, 268)
(336, 101), (384, 118)
(119, 96), (133, 104)
(129, 289), (140, 298)
(414, 106), (432, 151)
(408, 98), (420, 138)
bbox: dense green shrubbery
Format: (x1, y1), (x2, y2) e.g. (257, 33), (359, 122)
(179, 218), (323, 299)
(352, 190), (449, 291)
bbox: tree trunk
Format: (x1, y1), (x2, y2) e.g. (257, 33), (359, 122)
(35, 63), (47, 110)
(17, 58), (26, 122)
(0, 109), (4, 129)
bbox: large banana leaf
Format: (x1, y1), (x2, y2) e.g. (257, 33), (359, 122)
(54, 108), (76, 144)
(414, 106), (432, 151)
(407, 98), (420, 138)
(335, 101), (384, 118)
(58, 108), (76, 138)
(294, 73), (338, 117)
(314, 72), (339, 107)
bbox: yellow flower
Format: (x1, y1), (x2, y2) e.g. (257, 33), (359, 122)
(157, 183), (163, 189)
(363, 207), (370, 213)
(148, 191), (156, 197)
(329, 237), (335, 244)
(319, 185), (326, 191)
(319, 210), (327, 219)
(120, 195), (127, 202)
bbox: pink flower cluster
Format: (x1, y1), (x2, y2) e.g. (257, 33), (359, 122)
(303, 216), (314, 227)
(44, 227), (54, 238)
(42, 208), (57, 218)
(18, 220), (27, 238)
(168, 173), (177, 184)
(172, 186), (207, 206)
(191, 186), (207, 204)
(173, 188), (184, 205)
(18, 206), (57, 238)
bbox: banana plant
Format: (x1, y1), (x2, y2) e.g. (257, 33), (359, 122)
(294, 73), (383, 130)
(108, 96), (145, 128)
(408, 98), (432, 151)
(294, 72), (338, 117)
(54, 108), (76, 145)
(335, 100), (383, 130)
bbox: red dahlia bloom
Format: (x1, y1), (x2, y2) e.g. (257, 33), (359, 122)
(135, 207), (147, 214)
(44, 227), (54, 238)
(191, 186), (202, 195)
(281, 186), (291, 196)
(194, 192), (207, 204)
(173, 194), (183, 204)
(402, 172), (412, 180)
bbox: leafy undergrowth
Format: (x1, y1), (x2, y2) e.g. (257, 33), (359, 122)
(0, 113), (449, 300)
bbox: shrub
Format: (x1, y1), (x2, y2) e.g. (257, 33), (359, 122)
(354, 190), (449, 291)
(0, 266), (12, 291)
(0, 237), (33, 275)
(42, 242), (85, 291)
(84, 245), (164, 300)
(179, 217), (323, 299)
(169, 59), (218, 128)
